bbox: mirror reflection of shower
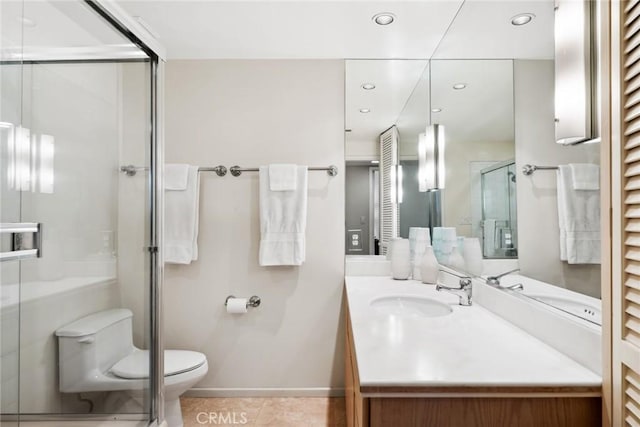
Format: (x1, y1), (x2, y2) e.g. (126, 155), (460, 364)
(480, 160), (518, 259)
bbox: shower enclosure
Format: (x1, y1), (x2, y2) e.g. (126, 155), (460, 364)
(1, 1), (164, 425)
(480, 160), (518, 258)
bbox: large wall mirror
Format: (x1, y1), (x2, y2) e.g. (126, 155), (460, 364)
(345, 0), (602, 324)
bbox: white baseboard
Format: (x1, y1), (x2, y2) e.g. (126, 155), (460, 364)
(184, 388), (345, 398)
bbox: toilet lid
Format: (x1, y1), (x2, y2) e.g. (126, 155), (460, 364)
(111, 350), (206, 379)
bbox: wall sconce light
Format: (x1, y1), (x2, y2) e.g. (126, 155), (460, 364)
(16, 126), (32, 192)
(419, 124), (445, 191)
(390, 164), (403, 204)
(418, 132), (427, 192)
(554, 0), (597, 145)
(38, 134), (55, 194)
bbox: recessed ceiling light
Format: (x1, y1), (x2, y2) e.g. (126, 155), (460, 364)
(361, 83), (376, 90)
(431, 108), (442, 113)
(371, 160), (380, 164)
(372, 12), (395, 26)
(360, 108), (371, 113)
(452, 83), (467, 90)
(511, 13), (535, 26)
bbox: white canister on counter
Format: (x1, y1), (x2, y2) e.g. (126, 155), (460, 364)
(390, 238), (411, 280)
(419, 246), (440, 284)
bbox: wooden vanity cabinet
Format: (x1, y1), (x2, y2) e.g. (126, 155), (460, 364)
(344, 302), (602, 427)
(345, 305), (368, 427)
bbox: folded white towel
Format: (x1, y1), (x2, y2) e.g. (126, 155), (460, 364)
(165, 164), (190, 191)
(569, 163), (599, 190)
(259, 165), (308, 266)
(556, 165), (600, 264)
(482, 219), (496, 256)
(164, 165), (200, 264)
(269, 164), (298, 191)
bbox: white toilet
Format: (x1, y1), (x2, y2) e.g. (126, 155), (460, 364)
(55, 308), (207, 427)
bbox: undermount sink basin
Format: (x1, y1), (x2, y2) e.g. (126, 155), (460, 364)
(370, 295), (453, 318)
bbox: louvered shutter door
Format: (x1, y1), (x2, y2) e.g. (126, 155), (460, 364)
(622, 1), (640, 424)
(380, 126), (399, 255)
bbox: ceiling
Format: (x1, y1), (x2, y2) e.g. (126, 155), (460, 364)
(117, 1), (464, 59)
(345, 60), (428, 146)
(2, 1), (146, 61)
(342, 0), (554, 152)
(5, 0), (553, 150)
(433, 0), (555, 60)
(429, 60), (514, 144)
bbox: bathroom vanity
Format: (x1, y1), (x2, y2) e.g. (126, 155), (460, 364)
(344, 276), (602, 427)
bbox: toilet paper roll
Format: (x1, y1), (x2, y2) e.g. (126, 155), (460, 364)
(226, 298), (248, 314)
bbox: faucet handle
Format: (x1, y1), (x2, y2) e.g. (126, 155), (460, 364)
(486, 268), (520, 285)
(436, 277), (471, 291)
(436, 279), (473, 306)
(459, 277), (472, 288)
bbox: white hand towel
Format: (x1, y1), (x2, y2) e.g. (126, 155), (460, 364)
(259, 165), (308, 266)
(557, 165), (600, 264)
(165, 164), (190, 190)
(569, 163), (600, 190)
(269, 164), (298, 191)
(556, 168), (568, 261)
(164, 165), (200, 264)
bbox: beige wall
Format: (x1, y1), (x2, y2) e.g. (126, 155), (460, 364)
(514, 60), (601, 298)
(163, 60), (345, 395)
(345, 138), (378, 161)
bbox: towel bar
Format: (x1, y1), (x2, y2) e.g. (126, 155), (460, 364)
(120, 165), (227, 177)
(522, 164), (559, 176)
(229, 165), (338, 177)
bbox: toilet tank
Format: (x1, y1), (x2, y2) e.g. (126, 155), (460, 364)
(55, 309), (134, 392)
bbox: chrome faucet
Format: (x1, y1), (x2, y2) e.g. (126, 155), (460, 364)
(486, 268), (523, 291)
(436, 270), (472, 306)
(486, 268), (520, 286)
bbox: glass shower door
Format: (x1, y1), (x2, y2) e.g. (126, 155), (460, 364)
(481, 160), (518, 258)
(1, 1), (25, 424)
(1, 0), (161, 424)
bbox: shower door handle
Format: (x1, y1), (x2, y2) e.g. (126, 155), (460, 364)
(0, 223), (42, 262)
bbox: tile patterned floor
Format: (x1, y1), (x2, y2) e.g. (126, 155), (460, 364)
(180, 397), (346, 427)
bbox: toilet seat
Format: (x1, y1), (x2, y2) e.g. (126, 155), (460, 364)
(111, 350), (206, 379)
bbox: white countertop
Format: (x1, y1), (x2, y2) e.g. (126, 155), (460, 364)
(345, 276), (602, 389)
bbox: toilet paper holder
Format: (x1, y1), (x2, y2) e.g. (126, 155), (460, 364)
(225, 295), (261, 308)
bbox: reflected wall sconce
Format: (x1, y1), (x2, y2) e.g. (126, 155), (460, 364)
(390, 164), (403, 204)
(419, 124), (445, 191)
(2, 122), (55, 193)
